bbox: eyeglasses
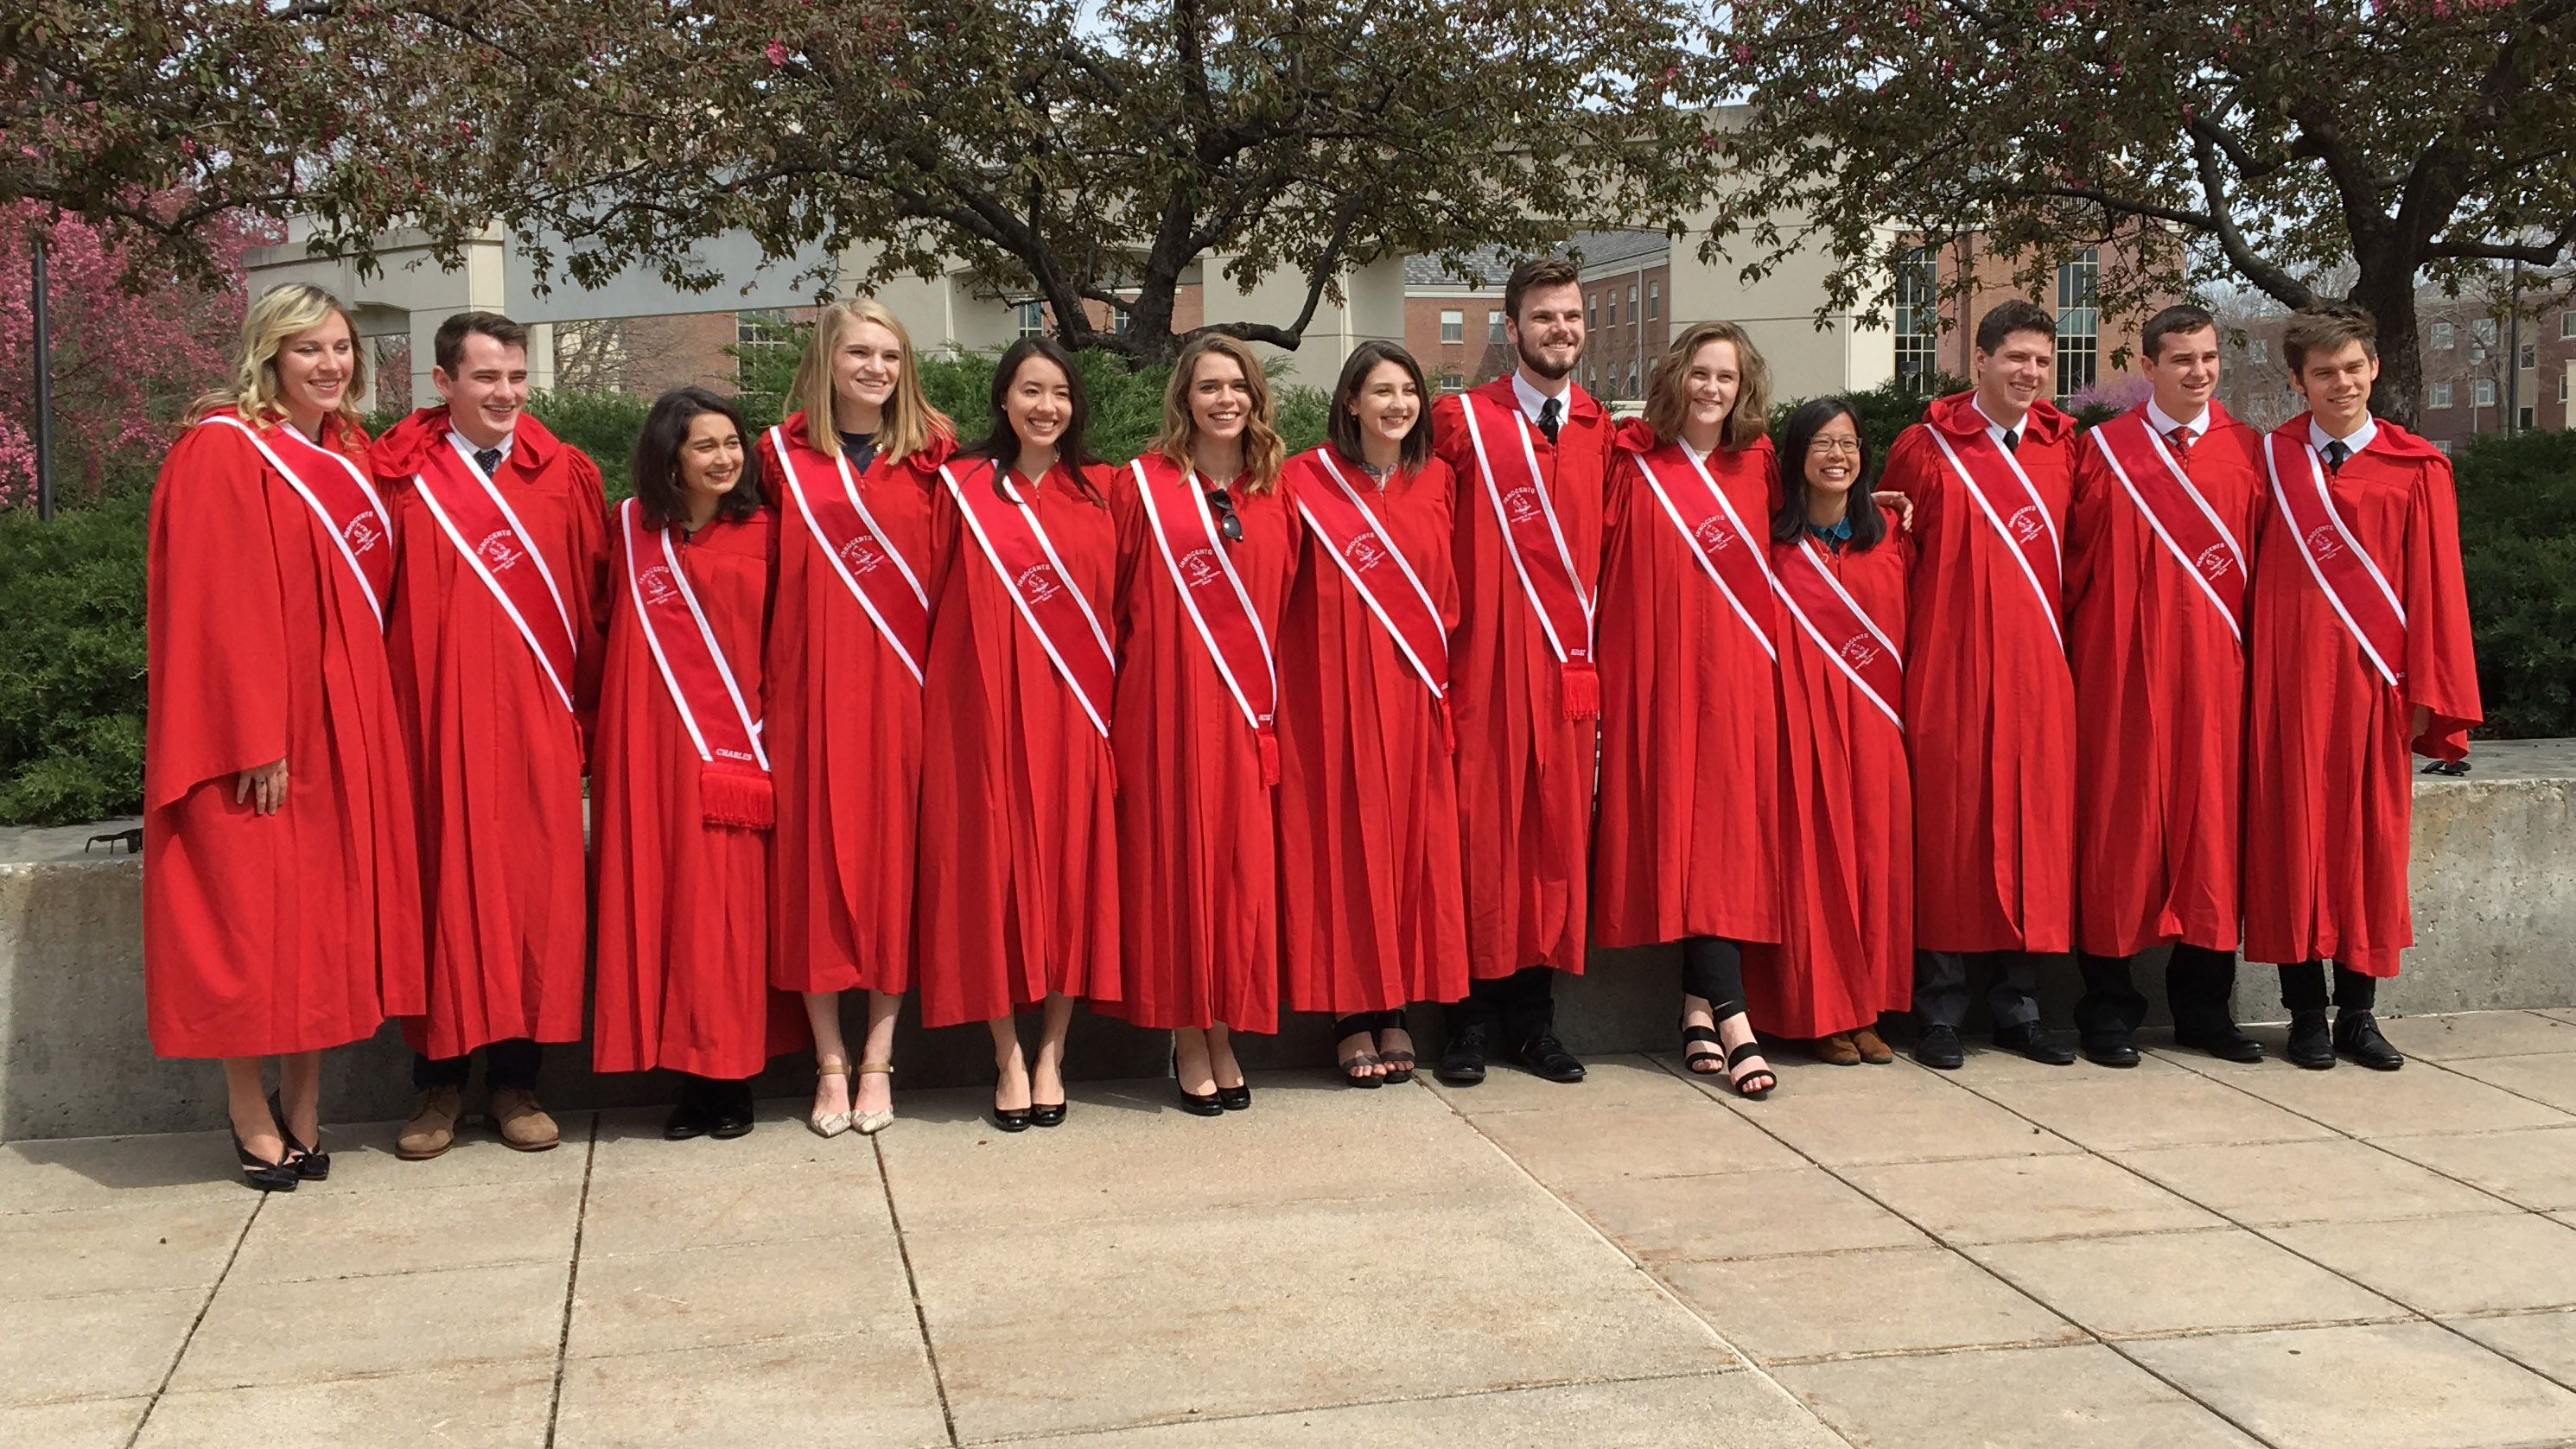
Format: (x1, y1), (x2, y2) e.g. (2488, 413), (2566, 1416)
(1205, 488), (1243, 543)
(1807, 437), (1863, 456)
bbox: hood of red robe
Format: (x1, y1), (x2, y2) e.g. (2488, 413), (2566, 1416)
(779, 409), (958, 475)
(1926, 388), (2072, 448)
(2269, 411), (2446, 462)
(368, 405), (568, 486)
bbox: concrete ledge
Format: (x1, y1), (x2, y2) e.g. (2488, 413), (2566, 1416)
(5, 740), (2572, 1141)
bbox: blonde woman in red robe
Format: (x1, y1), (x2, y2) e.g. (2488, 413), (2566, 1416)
(916, 338), (1122, 1130)
(1594, 321), (1784, 1098)
(147, 282), (423, 1191)
(1276, 342), (1468, 1086)
(592, 388), (798, 1140)
(763, 299), (955, 1137)
(1104, 336), (1299, 1113)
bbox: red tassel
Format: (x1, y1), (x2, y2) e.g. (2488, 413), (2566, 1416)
(1560, 659), (1600, 720)
(699, 766), (775, 830)
(1438, 696), (1457, 756)
(1257, 725), (1281, 787)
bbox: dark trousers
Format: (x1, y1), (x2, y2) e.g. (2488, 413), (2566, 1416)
(414, 1038), (543, 1093)
(1445, 966), (1556, 1046)
(1914, 950), (2042, 1033)
(1333, 1009), (1406, 1039)
(1680, 936), (1749, 1018)
(2280, 961), (2378, 1014)
(2076, 944), (2241, 1042)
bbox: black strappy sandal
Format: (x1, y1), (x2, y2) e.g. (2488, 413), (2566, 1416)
(1377, 1045), (1417, 1085)
(1726, 1041), (1777, 1100)
(1680, 1020), (1727, 1076)
(269, 1090), (329, 1180)
(1337, 1040), (1385, 1087)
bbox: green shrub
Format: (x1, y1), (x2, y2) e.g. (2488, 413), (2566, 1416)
(0, 489), (149, 823)
(1769, 372), (1964, 485)
(523, 389), (652, 503)
(2452, 429), (2576, 740)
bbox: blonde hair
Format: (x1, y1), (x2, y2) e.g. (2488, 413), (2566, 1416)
(788, 297), (951, 468)
(1643, 320), (1772, 452)
(1152, 335), (1284, 494)
(188, 283), (368, 435)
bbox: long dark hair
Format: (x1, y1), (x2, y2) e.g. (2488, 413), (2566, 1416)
(966, 335), (1103, 504)
(1327, 340), (1433, 473)
(1771, 396), (1884, 548)
(633, 386), (762, 530)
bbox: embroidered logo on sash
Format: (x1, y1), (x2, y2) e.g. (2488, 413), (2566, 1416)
(1017, 564), (1063, 603)
(2306, 525), (2343, 562)
(478, 531), (525, 572)
(344, 514), (384, 553)
(2195, 543), (2233, 580)
(837, 535), (885, 573)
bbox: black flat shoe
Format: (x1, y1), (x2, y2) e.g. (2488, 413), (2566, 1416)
(1215, 1084), (1250, 1111)
(663, 1099), (714, 1141)
(1175, 1086), (1225, 1117)
(2175, 1024), (2267, 1063)
(268, 1090), (329, 1180)
(1435, 1026), (1489, 1085)
(2081, 1034), (2141, 1069)
(2286, 1009), (2336, 1070)
(709, 1084), (756, 1139)
(1995, 1022), (2077, 1065)
(233, 1131), (299, 1193)
(1028, 1101), (1067, 1128)
(1912, 1022), (1965, 1070)
(1511, 1034), (1587, 1083)
(2335, 1010), (2405, 1071)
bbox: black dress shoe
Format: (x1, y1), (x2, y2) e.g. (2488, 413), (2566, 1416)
(1436, 1027), (1490, 1085)
(1028, 1101), (1068, 1128)
(2335, 1011), (2405, 1071)
(1912, 1022), (1964, 1070)
(268, 1090), (330, 1180)
(2285, 1009), (2336, 1070)
(1215, 1084), (1250, 1111)
(1174, 1085), (1225, 1116)
(663, 1098), (714, 1141)
(1996, 1022), (2077, 1065)
(2080, 1033), (2141, 1068)
(2174, 1024), (2267, 1063)
(232, 1131), (300, 1193)
(709, 1084), (756, 1139)
(1511, 1035), (1586, 1083)
(990, 1104), (1032, 1132)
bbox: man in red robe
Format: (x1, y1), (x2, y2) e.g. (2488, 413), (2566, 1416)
(1882, 300), (2077, 1069)
(2244, 303), (2479, 1071)
(2064, 305), (2265, 1066)
(1428, 257), (1610, 1085)
(370, 313), (612, 1158)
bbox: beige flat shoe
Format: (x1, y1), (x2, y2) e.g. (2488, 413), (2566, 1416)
(809, 1058), (853, 1138)
(853, 1062), (895, 1135)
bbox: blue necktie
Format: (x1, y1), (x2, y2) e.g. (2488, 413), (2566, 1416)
(474, 448), (502, 478)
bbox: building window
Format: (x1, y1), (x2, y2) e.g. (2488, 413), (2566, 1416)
(2561, 371), (2571, 404)
(2561, 311), (2576, 340)
(2475, 378), (2496, 406)
(2521, 344), (2537, 370)
(1110, 303), (1133, 336)
(1016, 302), (1046, 338)
(2431, 321), (2455, 349)
(1439, 371), (1464, 392)
(1893, 245), (1938, 393)
(2430, 382), (2454, 408)
(1647, 282), (1661, 321)
(1440, 309), (1464, 344)
(1627, 286), (1638, 325)
(2473, 318), (2498, 346)
(1628, 363), (1638, 396)
(1487, 310), (1505, 343)
(1587, 295), (1599, 329)
(2054, 250), (2100, 400)
(2433, 439), (2452, 455)
(1606, 292), (1619, 327)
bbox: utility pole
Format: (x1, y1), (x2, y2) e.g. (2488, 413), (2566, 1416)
(31, 232), (55, 520)
(2505, 261), (2522, 436)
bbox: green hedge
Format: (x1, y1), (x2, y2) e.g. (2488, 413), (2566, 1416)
(0, 490), (149, 824)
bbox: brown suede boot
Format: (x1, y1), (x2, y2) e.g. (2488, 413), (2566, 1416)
(487, 1088), (561, 1152)
(1851, 1025), (1896, 1065)
(1811, 1033), (1863, 1066)
(396, 1086), (465, 1160)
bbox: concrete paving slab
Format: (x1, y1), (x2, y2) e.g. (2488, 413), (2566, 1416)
(1727, 1078), (2082, 1167)
(0, 1196), (248, 1300)
(2123, 1320), (2576, 1449)
(1965, 1228), (2409, 1338)
(2268, 1211), (2576, 1317)
(553, 1331), (946, 1449)
(0, 1396), (149, 1449)
(906, 1191), (1731, 1443)
(1774, 1342), (2263, 1448)
(579, 1157), (890, 1258)
(1965, 1069), (2343, 1153)
(1422, 1053), (1713, 1113)
(990, 1372), (1850, 1448)
(1656, 1047), (1956, 1100)
(169, 1260), (567, 1392)
(2373, 1125), (2576, 1211)
(1558, 1165), (1931, 1263)
(1843, 1153), (2226, 1244)
(2, 1287), (211, 1407)
(2210, 1058), (2573, 1139)
(133, 1363), (555, 1448)
(303, 1120), (594, 1192)
(566, 1235), (918, 1359)
(2115, 1138), (2510, 1225)
(2444, 1309), (2576, 1387)
(588, 1100), (871, 1179)
(2446, 1052), (2576, 1115)
(1659, 1245), (2083, 1363)
(226, 1178), (582, 1285)
(1467, 1100), (1807, 1185)
(0, 1130), (245, 1215)
(2376, 1011), (2576, 1062)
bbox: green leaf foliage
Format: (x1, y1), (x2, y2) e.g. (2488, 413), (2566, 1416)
(2452, 429), (2576, 740)
(0, 489), (148, 824)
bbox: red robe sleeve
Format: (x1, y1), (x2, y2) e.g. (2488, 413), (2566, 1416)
(2404, 454), (2481, 760)
(144, 424), (291, 811)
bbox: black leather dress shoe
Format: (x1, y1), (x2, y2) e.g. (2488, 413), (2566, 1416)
(709, 1084), (755, 1139)
(2081, 1033), (2141, 1068)
(2285, 1009), (2336, 1070)
(2335, 1011), (2406, 1071)
(2175, 1024), (2267, 1063)
(1214, 1084), (1250, 1111)
(1436, 1028), (1490, 1085)
(1996, 1022), (2077, 1065)
(1912, 1022), (1964, 1070)
(1028, 1101), (1068, 1128)
(1511, 1035), (1587, 1083)
(663, 1098), (713, 1141)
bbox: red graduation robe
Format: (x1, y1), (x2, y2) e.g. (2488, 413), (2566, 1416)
(1103, 455), (1298, 1032)
(914, 460), (1122, 1027)
(1276, 450), (1469, 1014)
(590, 507), (800, 1077)
(1884, 390), (2077, 955)
(1593, 424), (1784, 949)
(2065, 401), (2262, 957)
(1742, 522), (1914, 1039)
(763, 412), (950, 996)
(143, 412), (425, 1057)
(1430, 378), (1611, 978)
(370, 408), (611, 1059)
(2242, 414), (2480, 976)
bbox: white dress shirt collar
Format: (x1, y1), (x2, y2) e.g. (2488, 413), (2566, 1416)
(1973, 396), (2029, 451)
(448, 427), (517, 467)
(2146, 399), (2210, 439)
(2307, 415), (2377, 457)
(1511, 370), (1574, 426)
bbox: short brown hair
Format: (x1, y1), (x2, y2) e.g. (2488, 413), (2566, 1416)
(2141, 304), (2217, 362)
(1326, 341), (1434, 473)
(1975, 299), (2056, 354)
(1643, 321), (1772, 452)
(1504, 257), (1581, 324)
(2282, 303), (2377, 373)
(434, 311), (529, 374)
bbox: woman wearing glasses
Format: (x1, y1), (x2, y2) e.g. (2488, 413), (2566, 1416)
(1104, 335), (1300, 1113)
(1593, 321), (1784, 1098)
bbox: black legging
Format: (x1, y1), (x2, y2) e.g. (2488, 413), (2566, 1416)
(1680, 936), (1748, 1019)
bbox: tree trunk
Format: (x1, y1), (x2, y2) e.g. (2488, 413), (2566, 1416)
(2349, 250), (2424, 432)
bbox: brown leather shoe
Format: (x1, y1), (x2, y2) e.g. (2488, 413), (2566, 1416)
(487, 1088), (561, 1152)
(1811, 1032), (1863, 1066)
(1851, 1025), (1896, 1065)
(397, 1085), (464, 1160)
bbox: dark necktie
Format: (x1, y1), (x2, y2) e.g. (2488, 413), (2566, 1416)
(2000, 427), (2019, 454)
(474, 447), (503, 479)
(2323, 440), (2350, 473)
(2166, 426), (2193, 466)
(1537, 396), (1562, 445)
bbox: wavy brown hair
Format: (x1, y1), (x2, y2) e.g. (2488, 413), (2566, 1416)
(1643, 320), (1771, 452)
(1151, 334), (1283, 494)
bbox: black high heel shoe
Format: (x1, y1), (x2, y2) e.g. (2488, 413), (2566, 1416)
(1215, 1083), (1251, 1111)
(990, 1101), (1033, 1132)
(1172, 1046), (1225, 1116)
(268, 1091), (329, 1180)
(1027, 1101), (1067, 1128)
(233, 1130), (299, 1193)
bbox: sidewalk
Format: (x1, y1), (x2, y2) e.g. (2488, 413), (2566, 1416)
(6, 1009), (2576, 1447)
